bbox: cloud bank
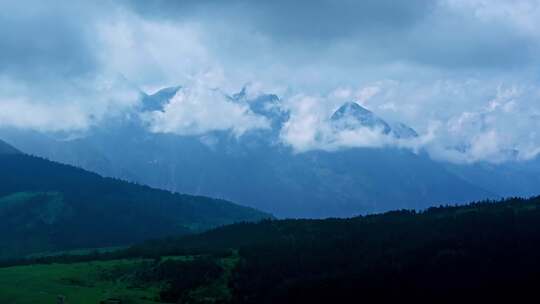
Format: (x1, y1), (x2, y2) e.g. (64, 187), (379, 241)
(279, 83), (540, 163)
(1, 0), (540, 163)
(142, 80), (269, 137)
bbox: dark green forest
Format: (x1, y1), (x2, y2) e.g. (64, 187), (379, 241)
(6, 196), (540, 303)
(0, 149), (269, 258)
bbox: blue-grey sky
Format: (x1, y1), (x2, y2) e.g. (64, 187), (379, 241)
(1, 0), (540, 163)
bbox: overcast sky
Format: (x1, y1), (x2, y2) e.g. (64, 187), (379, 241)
(1, 0), (540, 163)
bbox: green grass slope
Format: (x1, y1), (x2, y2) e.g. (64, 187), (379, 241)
(0, 259), (159, 304)
(0, 254), (238, 304)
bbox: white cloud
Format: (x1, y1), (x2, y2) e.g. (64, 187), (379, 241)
(279, 93), (421, 153)
(0, 74), (141, 132)
(96, 12), (214, 90)
(0, 98), (88, 132)
(142, 80), (269, 137)
(444, 0), (540, 36)
(278, 82), (540, 164)
(354, 86), (381, 106)
(420, 85), (540, 164)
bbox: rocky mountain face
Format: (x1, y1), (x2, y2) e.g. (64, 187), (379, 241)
(330, 101), (418, 139)
(331, 102), (392, 134)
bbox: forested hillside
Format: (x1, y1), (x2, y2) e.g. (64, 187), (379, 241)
(0, 140), (270, 258)
(7, 196), (540, 303)
(125, 196), (540, 303)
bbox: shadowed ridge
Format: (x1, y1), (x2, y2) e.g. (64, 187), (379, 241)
(0, 139), (21, 155)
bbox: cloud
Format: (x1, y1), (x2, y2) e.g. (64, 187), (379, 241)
(0, 1), (142, 131)
(279, 93), (423, 153)
(1, 0), (540, 164)
(0, 73), (141, 132)
(95, 11), (215, 91)
(0, 98), (88, 132)
(124, 0), (540, 74)
(142, 79), (269, 137)
(424, 85), (540, 163)
(278, 82), (540, 164)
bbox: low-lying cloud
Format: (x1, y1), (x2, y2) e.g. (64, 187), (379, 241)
(142, 81), (269, 137)
(278, 82), (540, 164)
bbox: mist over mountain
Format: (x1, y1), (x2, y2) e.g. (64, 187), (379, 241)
(2, 86), (522, 218)
(331, 102), (393, 135)
(330, 101), (420, 139)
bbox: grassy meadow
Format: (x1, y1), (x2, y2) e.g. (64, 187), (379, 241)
(0, 259), (161, 304)
(0, 253), (238, 304)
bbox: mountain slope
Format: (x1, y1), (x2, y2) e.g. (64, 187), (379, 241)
(0, 139), (20, 155)
(17, 130), (491, 217)
(0, 140), (270, 258)
(331, 101), (392, 134)
(443, 155), (540, 197)
(0, 89), (498, 218)
(141, 85), (182, 112)
(331, 102), (418, 138)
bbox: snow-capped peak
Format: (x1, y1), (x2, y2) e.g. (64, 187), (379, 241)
(331, 102), (392, 134)
(331, 101), (418, 139)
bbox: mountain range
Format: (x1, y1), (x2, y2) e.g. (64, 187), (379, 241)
(1, 86), (539, 218)
(0, 139), (19, 155)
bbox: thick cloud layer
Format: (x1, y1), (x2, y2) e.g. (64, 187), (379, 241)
(142, 80), (269, 136)
(1, 0), (540, 163)
(280, 82), (540, 163)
